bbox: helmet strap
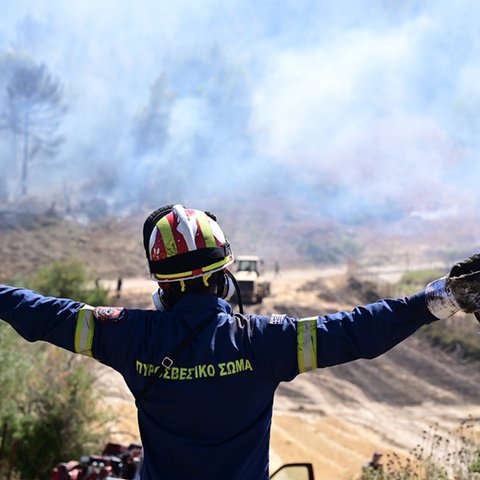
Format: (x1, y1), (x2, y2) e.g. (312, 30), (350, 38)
(223, 270), (244, 314)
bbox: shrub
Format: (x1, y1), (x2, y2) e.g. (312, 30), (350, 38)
(357, 420), (480, 480)
(394, 268), (446, 296)
(0, 346), (113, 480)
(28, 258), (110, 305)
(0, 259), (114, 479)
(11, 349), (112, 480)
(0, 325), (31, 420)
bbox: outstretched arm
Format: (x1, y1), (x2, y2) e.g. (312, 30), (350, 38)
(0, 285), (83, 352)
(248, 290), (438, 384)
(255, 252), (480, 382)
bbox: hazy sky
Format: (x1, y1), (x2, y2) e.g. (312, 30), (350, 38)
(1, 0), (479, 222)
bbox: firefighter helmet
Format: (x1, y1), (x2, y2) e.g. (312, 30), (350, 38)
(143, 204), (234, 282)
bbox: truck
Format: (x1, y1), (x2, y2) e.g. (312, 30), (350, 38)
(232, 255), (271, 304)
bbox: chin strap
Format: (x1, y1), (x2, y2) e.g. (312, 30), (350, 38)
(225, 270), (244, 314)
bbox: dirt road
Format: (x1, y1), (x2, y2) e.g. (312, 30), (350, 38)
(101, 269), (480, 479)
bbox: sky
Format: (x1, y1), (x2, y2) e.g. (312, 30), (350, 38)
(0, 0), (479, 225)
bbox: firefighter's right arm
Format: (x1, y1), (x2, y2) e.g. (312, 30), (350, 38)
(0, 284), (143, 371)
(0, 284), (83, 353)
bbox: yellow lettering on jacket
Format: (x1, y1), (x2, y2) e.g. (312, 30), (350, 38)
(135, 358), (254, 380)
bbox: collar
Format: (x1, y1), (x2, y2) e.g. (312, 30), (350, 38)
(172, 294), (233, 315)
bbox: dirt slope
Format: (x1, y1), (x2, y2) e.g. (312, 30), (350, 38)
(101, 269), (480, 479)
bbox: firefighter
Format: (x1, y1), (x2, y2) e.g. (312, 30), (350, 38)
(1, 204), (480, 480)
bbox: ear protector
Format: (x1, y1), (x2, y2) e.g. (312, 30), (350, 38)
(152, 288), (170, 312)
(216, 271), (236, 302)
(151, 271), (236, 311)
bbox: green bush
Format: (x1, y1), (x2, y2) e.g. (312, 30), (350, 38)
(11, 349), (112, 480)
(394, 268), (446, 296)
(28, 258), (110, 305)
(400, 269), (446, 286)
(0, 325), (31, 420)
(0, 344), (113, 480)
(0, 259), (115, 479)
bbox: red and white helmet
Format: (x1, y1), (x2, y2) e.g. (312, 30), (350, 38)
(143, 204), (234, 282)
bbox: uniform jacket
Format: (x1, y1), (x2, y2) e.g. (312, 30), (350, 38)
(0, 285), (437, 479)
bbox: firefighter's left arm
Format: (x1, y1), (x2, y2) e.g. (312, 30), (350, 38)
(251, 291), (438, 383)
(307, 291), (437, 368)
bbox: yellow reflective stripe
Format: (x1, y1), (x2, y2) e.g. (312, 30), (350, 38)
(157, 216), (177, 258)
(297, 317), (317, 373)
(196, 212), (216, 248)
(75, 306), (95, 357)
(200, 257), (232, 273)
(153, 256), (233, 280)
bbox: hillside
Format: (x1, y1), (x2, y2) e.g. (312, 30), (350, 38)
(2, 209), (480, 479)
(1, 205), (479, 283)
(0, 211), (147, 281)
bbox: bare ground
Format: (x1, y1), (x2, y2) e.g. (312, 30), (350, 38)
(97, 269), (480, 479)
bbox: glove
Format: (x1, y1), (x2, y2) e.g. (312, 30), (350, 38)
(426, 253), (480, 319)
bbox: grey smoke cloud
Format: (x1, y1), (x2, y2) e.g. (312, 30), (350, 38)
(0, 0), (479, 222)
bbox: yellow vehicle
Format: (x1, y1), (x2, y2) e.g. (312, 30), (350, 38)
(233, 255), (271, 304)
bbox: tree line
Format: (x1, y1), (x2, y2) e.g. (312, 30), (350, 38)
(0, 46), (253, 210)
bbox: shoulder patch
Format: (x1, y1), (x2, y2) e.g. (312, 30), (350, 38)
(269, 314), (286, 325)
(93, 306), (127, 323)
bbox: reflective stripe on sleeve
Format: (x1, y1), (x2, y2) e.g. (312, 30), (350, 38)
(75, 306), (95, 357)
(297, 317), (318, 373)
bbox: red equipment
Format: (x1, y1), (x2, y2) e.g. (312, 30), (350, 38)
(51, 443), (142, 480)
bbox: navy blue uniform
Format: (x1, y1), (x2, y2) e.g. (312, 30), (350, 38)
(0, 285), (437, 479)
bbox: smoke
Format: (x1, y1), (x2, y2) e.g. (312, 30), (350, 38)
(0, 0), (480, 227)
